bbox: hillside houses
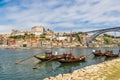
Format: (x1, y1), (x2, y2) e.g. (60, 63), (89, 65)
(0, 25), (120, 48)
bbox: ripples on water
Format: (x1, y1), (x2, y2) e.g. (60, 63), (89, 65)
(0, 48), (119, 80)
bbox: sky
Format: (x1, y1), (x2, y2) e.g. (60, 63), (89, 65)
(0, 0), (120, 34)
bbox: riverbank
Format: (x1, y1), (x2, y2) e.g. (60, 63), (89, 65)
(0, 44), (87, 49)
(0, 44), (119, 50)
(44, 58), (120, 80)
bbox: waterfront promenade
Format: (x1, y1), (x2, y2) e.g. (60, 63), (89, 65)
(44, 58), (120, 80)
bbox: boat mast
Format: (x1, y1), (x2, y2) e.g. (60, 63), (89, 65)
(114, 31), (116, 47)
(51, 32), (53, 53)
(70, 30), (72, 53)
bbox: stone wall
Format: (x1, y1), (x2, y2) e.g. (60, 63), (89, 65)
(44, 58), (120, 80)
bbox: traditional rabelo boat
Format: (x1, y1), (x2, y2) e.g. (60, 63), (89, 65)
(34, 32), (65, 61)
(34, 51), (64, 61)
(58, 53), (87, 63)
(58, 31), (87, 63)
(92, 49), (105, 56)
(104, 50), (120, 57)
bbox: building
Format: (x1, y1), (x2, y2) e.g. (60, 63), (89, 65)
(10, 29), (31, 36)
(31, 26), (45, 36)
(11, 29), (21, 36)
(56, 36), (68, 41)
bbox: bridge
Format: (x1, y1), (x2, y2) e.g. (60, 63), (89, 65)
(81, 27), (120, 46)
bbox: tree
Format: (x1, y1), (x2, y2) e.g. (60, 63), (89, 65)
(76, 34), (82, 44)
(30, 34), (35, 38)
(9, 35), (25, 39)
(103, 37), (113, 44)
(117, 43), (120, 47)
(40, 34), (46, 38)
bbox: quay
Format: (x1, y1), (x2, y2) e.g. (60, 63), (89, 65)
(44, 58), (120, 80)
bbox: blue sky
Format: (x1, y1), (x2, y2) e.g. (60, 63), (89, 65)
(0, 0), (120, 33)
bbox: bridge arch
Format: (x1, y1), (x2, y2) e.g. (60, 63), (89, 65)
(85, 27), (120, 46)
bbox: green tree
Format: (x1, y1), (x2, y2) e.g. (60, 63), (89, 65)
(9, 35), (25, 39)
(103, 37), (113, 44)
(117, 43), (120, 47)
(40, 34), (46, 38)
(103, 34), (114, 38)
(30, 34), (35, 38)
(76, 34), (82, 44)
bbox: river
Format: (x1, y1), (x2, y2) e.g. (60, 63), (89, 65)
(0, 47), (119, 80)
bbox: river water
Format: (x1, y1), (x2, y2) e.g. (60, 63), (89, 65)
(0, 48), (119, 80)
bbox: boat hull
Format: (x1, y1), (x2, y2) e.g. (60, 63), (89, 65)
(58, 56), (86, 63)
(105, 54), (119, 57)
(92, 52), (105, 56)
(34, 55), (64, 61)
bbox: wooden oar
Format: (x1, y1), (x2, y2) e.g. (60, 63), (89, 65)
(83, 53), (93, 58)
(33, 57), (57, 69)
(87, 53), (92, 56)
(15, 54), (39, 64)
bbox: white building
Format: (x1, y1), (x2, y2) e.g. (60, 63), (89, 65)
(15, 32), (25, 36)
(11, 29), (25, 36)
(56, 36), (67, 41)
(31, 26), (45, 36)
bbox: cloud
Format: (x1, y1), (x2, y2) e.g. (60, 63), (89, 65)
(0, 0), (120, 33)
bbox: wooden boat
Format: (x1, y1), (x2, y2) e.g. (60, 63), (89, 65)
(105, 53), (119, 57)
(58, 53), (87, 63)
(92, 50), (105, 56)
(34, 55), (51, 61)
(34, 51), (64, 61)
(34, 54), (64, 61)
(104, 50), (120, 57)
(58, 32), (87, 64)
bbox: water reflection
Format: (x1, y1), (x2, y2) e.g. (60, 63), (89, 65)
(58, 62), (80, 73)
(35, 60), (86, 76)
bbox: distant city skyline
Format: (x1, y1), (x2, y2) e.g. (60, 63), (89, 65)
(0, 0), (120, 34)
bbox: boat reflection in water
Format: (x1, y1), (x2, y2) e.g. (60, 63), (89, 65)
(58, 62), (81, 73)
(34, 59), (86, 76)
(34, 61), (60, 70)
